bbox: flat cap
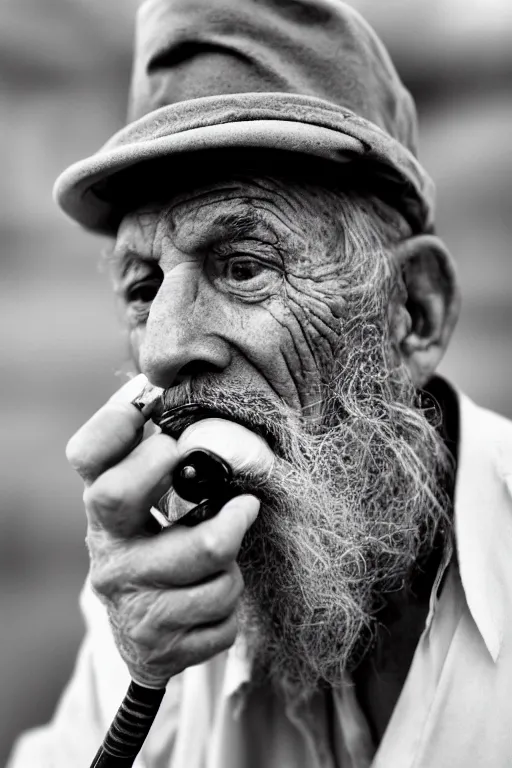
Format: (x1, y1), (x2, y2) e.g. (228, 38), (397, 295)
(54, 0), (435, 235)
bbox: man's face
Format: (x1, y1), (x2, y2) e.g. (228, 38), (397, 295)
(113, 174), (350, 418)
(111, 172), (450, 699)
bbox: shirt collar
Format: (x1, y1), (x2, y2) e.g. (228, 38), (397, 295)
(453, 390), (512, 661)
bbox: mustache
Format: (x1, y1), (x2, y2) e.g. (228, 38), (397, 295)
(150, 379), (290, 454)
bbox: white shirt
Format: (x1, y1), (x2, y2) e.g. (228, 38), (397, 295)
(8, 391), (512, 767)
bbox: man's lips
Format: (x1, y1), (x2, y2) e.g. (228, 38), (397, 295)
(153, 401), (278, 452)
(155, 403), (223, 439)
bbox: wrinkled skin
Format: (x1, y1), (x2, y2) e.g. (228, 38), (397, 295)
(115, 177), (354, 415)
(67, 172), (459, 736)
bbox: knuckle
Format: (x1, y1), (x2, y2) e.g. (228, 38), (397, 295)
(85, 527), (101, 556)
(199, 527), (235, 568)
(89, 562), (115, 599)
(82, 485), (93, 509)
(83, 479), (125, 517)
(65, 431), (86, 472)
(87, 535), (125, 600)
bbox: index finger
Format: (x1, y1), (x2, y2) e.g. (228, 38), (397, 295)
(65, 375), (162, 484)
(121, 494), (261, 585)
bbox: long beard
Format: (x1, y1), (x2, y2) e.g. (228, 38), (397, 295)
(154, 320), (453, 703)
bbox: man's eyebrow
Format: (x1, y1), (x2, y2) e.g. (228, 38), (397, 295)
(105, 244), (153, 279)
(106, 209), (278, 274)
(210, 209), (274, 238)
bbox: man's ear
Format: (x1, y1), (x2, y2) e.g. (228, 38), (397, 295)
(390, 234), (460, 388)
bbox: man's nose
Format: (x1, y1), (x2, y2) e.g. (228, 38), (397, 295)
(138, 264), (231, 387)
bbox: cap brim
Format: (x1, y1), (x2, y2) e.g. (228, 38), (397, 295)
(54, 93), (433, 235)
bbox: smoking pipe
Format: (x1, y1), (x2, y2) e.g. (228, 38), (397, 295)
(89, 391), (273, 767)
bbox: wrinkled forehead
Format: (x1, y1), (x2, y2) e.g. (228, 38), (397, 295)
(120, 173), (310, 225)
(114, 168), (346, 262)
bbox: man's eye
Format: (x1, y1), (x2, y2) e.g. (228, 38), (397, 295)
(225, 258), (266, 282)
(212, 254), (282, 298)
(126, 279), (161, 305)
(209, 253), (282, 297)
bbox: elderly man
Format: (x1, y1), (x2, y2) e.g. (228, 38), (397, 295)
(9, 0), (512, 766)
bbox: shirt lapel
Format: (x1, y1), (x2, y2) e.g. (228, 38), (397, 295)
(454, 392), (512, 661)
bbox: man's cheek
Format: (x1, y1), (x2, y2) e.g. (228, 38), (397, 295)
(264, 302), (341, 413)
(222, 305), (303, 408)
(285, 281), (343, 367)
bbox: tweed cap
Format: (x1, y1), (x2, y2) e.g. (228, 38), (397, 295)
(54, 0), (435, 235)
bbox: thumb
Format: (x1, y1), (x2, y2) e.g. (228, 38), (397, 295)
(220, 494), (260, 530)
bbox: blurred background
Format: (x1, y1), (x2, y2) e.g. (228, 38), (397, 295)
(1, 0), (511, 762)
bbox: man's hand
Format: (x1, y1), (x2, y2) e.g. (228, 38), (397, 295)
(65, 392), (260, 688)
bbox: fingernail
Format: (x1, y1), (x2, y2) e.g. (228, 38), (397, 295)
(131, 382), (165, 418)
(110, 375), (164, 418)
(110, 374), (149, 403)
